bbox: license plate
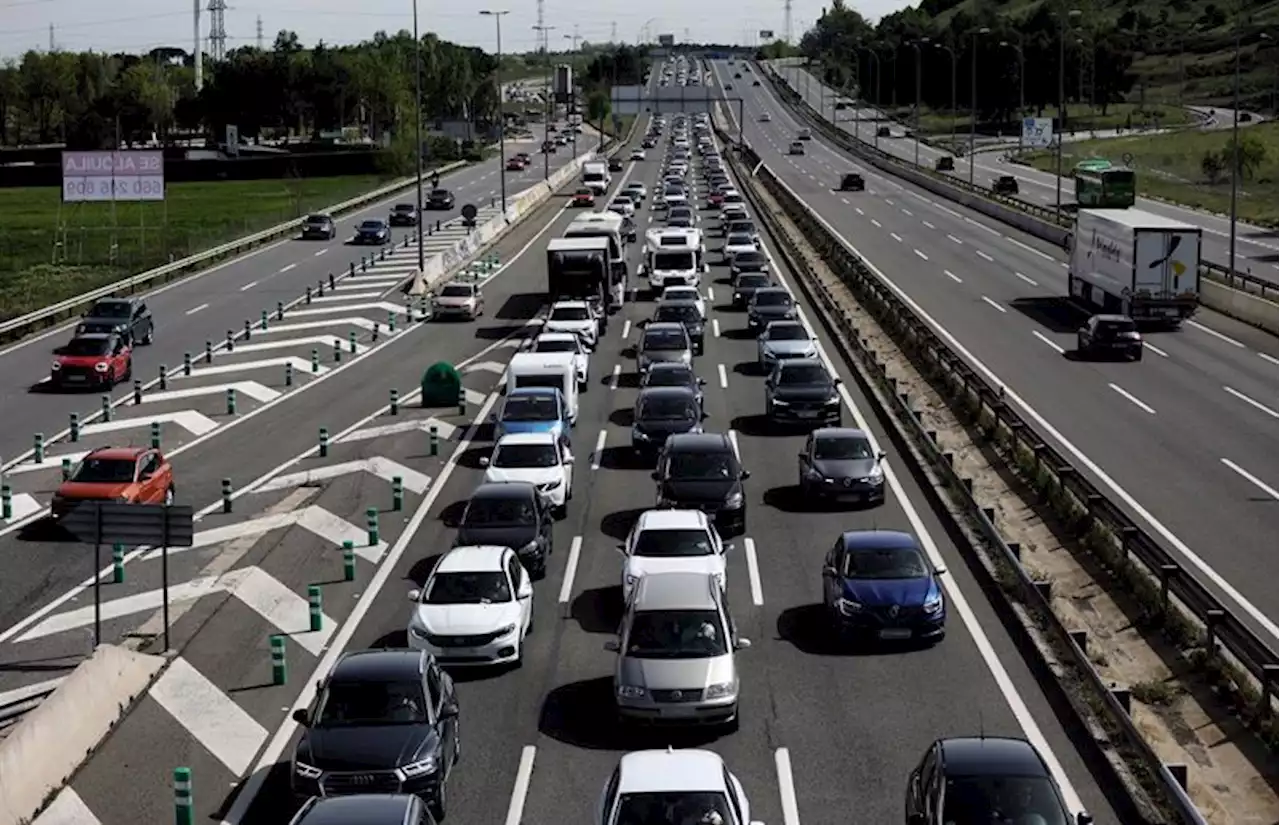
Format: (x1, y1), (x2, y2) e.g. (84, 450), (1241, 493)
(63, 375), (85, 382)
(796, 410), (819, 418)
(879, 628), (912, 640)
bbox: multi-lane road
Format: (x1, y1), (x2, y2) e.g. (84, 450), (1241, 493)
(6, 98), (1126, 825)
(772, 62), (1280, 281)
(712, 61), (1277, 649)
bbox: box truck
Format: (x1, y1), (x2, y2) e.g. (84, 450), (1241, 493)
(1068, 208), (1201, 326)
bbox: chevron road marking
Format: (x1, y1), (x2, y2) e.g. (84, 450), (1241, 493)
(5, 451), (90, 476)
(138, 505), (388, 564)
(145, 380), (281, 405)
(290, 302), (412, 319)
(1, 493), (42, 522)
(17, 573), (226, 642)
(230, 335), (362, 356)
(463, 388), (487, 405)
(463, 360), (507, 374)
(149, 657), (268, 775)
(257, 457), (432, 494)
(309, 291), (385, 303)
(31, 788), (101, 825)
(182, 356), (329, 378)
(339, 417), (458, 443)
(334, 280), (405, 291)
(82, 410), (218, 438)
(253, 318), (378, 335)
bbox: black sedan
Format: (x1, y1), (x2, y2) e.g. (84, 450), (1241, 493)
(389, 203), (419, 226)
(765, 358), (842, 428)
(300, 213), (336, 240)
(353, 219), (390, 245)
(425, 188), (456, 210)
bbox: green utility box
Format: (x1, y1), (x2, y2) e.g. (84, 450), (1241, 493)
(421, 362), (462, 407)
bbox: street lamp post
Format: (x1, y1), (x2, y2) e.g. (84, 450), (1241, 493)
(1000, 38), (1025, 153)
(412, 0), (425, 270)
(1055, 8), (1082, 218)
(970, 27), (990, 185)
(480, 9), (510, 211)
(934, 43), (957, 149)
(533, 23), (556, 180)
(856, 44), (880, 148)
(563, 34), (578, 158)
(910, 38), (929, 167)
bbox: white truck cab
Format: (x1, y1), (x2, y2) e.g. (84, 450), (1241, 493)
(640, 227), (707, 292)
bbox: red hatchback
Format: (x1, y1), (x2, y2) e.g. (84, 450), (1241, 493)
(51, 333), (132, 389)
(51, 446), (175, 517)
(571, 188), (595, 207)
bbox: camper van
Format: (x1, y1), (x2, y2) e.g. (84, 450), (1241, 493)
(640, 227), (707, 293)
(504, 352), (580, 425)
(581, 160), (611, 195)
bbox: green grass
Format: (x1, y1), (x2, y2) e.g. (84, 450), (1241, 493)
(903, 102), (1192, 136)
(0, 174), (401, 322)
(1021, 123), (1278, 226)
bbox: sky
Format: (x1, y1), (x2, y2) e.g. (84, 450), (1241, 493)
(0, 0), (915, 60)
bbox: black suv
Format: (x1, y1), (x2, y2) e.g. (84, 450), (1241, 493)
(1076, 314), (1142, 361)
(632, 386), (706, 458)
(290, 650), (458, 820)
(839, 173), (865, 192)
(934, 156), (955, 172)
(766, 358), (842, 428)
(992, 175), (1019, 195)
(652, 432), (750, 535)
(425, 189), (456, 210)
(390, 203), (420, 226)
(454, 481), (553, 578)
(650, 302), (706, 354)
(76, 297), (153, 344)
(289, 794), (437, 825)
(732, 272), (773, 307)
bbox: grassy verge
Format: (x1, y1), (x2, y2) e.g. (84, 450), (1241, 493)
(905, 102), (1193, 135)
(1021, 123), (1278, 226)
(0, 174), (401, 322)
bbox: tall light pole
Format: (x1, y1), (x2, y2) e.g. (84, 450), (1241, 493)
(855, 43), (880, 146)
(970, 27), (990, 185)
(533, 23), (556, 180)
(933, 42), (957, 149)
(412, 0), (425, 270)
(911, 38), (929, 167)
(1000, 37), (1025, 153)
(563, 33), (578, 158)
(1055, 8), (1082, 217)
(480, 10), (510, 210)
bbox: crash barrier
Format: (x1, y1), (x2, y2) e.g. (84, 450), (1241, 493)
(725, 131), (1273, 825)
(757, 62), (1280, 331)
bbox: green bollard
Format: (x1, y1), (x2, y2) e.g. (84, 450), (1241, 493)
(311, 349), (320, 373)
(69, 413), (80, 442)
(33, 433), (44, 463)
(366, 507), (379, 546)
(205, 341), (213, 363)
(305, 285), (313, 304)
(333, 339), (342, 363)
(319, 427), (329, 457)
(243, 319), (252, 340)
(226, 330), (235, 352)
(112, 543), (125, 583)
(392, 476), (404, 511)
(184, 352), (192, 375)
(457, 386), (466, 416)
(101, 394), (112, 421)
(226, 388), (237, 415)
(361, 256), (368, 272)
(308, 586), (322, 631)
(174, 767), (193, 825)
(221, 478), (232, 513)
(348, 331), (357, 354)
(276, 301), (285, 321)
(328, 271), (336, 289)
(260, 310), (268, 331)
(388, 311), (396, 333)
(1, 485), (10, 521)
(61, 457), (71, 481)
(285, 360), (294, 387)
(270, 635), (287, 685)
(133, 379), (143, 404)
(317, 278), (326, 297)
(159, 365), (168, 390)
(151, 421), (161, 449)
(429, 424), (439, 456)
(347, 262), (354, 277)
(390, 388), (399, 416)
(343, 540), (356, 581)
(371, 322), (379, 343)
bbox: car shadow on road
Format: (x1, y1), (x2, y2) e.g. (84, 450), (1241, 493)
(1008, 296), (1085, 335)
(538, 676), (727, 751)
(608, 407), (634, 427)
(730, 414), (784, 438)
(571, 585), (623, 635)
(495, 292), (546, 320)
(763, 484), (882, 513)
(600, 507), (647, 541)
(776, 604), (928, 657)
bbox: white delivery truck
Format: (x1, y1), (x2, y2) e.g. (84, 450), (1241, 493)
(1068, 208), (1201, 326)
(581, 160), (610, 195)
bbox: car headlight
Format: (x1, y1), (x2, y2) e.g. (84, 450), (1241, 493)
(94, 362), (110, 373)
(724, 490), (744, 508)
(51, 361), (61, 370)
(617, 684), (646, 698)
(679, 352), (691, 363)
(836, 597), (863, 615)
(771, 398), (789, 407)
(497, 623), (518, 636)
(400, 755), (438, 778)
(408, 623), (430, 640)
(631, 427), (650, 441)
(803, 466), (823, 480)
(923, 594), (944, 614)
(293, 761), (323, 779)
(704, 680), (736, 699)
(538, 479), (562, 491)
(862, 465), (884, 484)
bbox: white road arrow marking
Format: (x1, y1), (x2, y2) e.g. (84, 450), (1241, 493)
(463, 388), (487, 405)
(463, 360), (507, 375)
(230, 336), (364, 356)
(183, 356), (328, 378)
(82, 410), (218, 438)
(146, 380), (280, 405)
(339, 417), (458, 443)
(291, 302), (412, 319)
(139, 505), (387, 563)
(258, 457), (431, 494)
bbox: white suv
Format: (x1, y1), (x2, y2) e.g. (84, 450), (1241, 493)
(480, 432), (574, 516)
(618, 509), (728, 600)
(544, 300), (599, 348)
(596, 749), (764, 825)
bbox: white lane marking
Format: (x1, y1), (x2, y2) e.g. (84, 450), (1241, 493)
(1013, 271), (1038, 286)
(1224, 385), (1279, 418)
(185, 303), (209, 316)
(621, 318), (631, 340)
(889, 232), (903, 243)
(31, 787), (100, 825)
(1142, 342), (1169, 358)
(922, 220), (936, 230)
(717, 363), (729, 388)
(1187, 320), (1244, 348)
(239, 280), (259, 291)
(975, 249), (994, 262)
(775, 748), (802, 825)
(840, 197), (850, 205)
(743, 537), (764, 606)
(712, 318), (722, 338)
(935, 203), (964, 219)
(900, 208), (913, 217)
(1032, 331), (1065, 354)
(870, 218), (882, 228)
(278, 263), (297, 273)
(150, 657), (268, 776)
(1004, 235), (1056, 261)
(503, 746), (538, 825)
(947, 234), (963, 244)
(1220, 458), (1279, 500)
(1108, 383), (1157, 414)
(980, 296), (1007, 313)
(884, 198), (895, 206)
(590, 429), (607, 471)
(728, 428), (740, 458)
(1258, 352), (1279, 366)
(707, 286), (715, 301)
(609, 364), (621, 390)
(558, 537), (583, 605)
(964, 216), (1003, 236)
(944, 269), (962, 284)
(313, 248), (328, 257)
(913, 249), (929, 261)
(854, 207), (864, 216)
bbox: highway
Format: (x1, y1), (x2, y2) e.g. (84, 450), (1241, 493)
(0, 132), (579, 471)
(711, 61), (1278, 647)
(12, 107), (1120, 825)
(771, 62), (1280, 281)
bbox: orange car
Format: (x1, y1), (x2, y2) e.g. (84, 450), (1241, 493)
(51, 446), (175, 517)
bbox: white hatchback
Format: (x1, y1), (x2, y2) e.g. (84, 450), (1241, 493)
(618, 509), (728, 601)
(481, 432), (574, 514)
(596, 749), (764, 825)
(544, 300), (599, 348)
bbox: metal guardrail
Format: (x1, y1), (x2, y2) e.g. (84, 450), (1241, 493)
(0, 159), (476, 345)
(727, 131), (1272, 825)
(760, 63), (1280, 301)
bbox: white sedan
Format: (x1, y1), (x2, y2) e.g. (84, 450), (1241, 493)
(481, 432), (574, 515)
(722, 231), (759, 264)
(629, 148), (646, 161)
(528, 331), (590, 389)
(406, 545), (533, 667)
(623, 182), (647, 201)
(618, 509), (727, 601)
(544, 300), (599, 348)
(597, 749), (763, 825)
(659, 285), (706, 319)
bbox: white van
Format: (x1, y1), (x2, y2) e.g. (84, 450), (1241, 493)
(640, 228), (707, 292)
(581, 160), (610, 195)
(504, 352), (580, 425)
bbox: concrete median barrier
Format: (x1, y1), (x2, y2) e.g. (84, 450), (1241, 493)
(1201, 280), (1279, 333)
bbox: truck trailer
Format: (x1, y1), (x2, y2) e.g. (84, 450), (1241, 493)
(1067, 208), (1201, 326)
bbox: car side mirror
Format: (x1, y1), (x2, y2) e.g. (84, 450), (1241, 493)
(603, 639), (621, 652)
(637, 264), (647, 276)
(53, 346), (66, 355)
(291, 708), (310, 726)
(439, 699), (460, 719)
(650, 471), (660, 480)
(563, 454), (575, 464)
(722, 542), (735, 554)
(833, 377), (842, 386)
(934, 567), (947, 576)
(697, 378), (707, 386)
(701, 411), (709, 420)
(139, 470), (153, 481)
(797, 452), (807, 461)
(740, 469), (751, 480)
(518, 580), (534, 599)
(615, 543), (627, 555)
(489, 412), (497, 422)
(1076, 815), (1092, 825)
(1078, 326), (1089, 335)
(734, 637), (752, 650)
(876, 451), (887, 462)
(479, 456), (490, 467)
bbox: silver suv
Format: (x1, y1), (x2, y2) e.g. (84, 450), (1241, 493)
(605, 571), (750, 730)
(637, 322), (693, 372)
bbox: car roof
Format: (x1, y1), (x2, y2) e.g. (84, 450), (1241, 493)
(535, 331), (578, 342)
(617, 749), (730, 795)
(70, 333), (116, 342)
(841, 529), (919, 551)
(813, 427), (869, 443)
(85, 446), (149, 461)
(331, 649), (427, 683)
(646, 362), (694, 375)
(778, 357), (824, 370)
(90, 297), (132, 308)
(764, 320), (803, 331)
(637, 386), (697, 403)
(633, 571), (719, 611)
(645, 322), (688, 334)
(938, 736), (1051, 778)
(292, 794), (419, 825)
(496, 432), (558, 446)
(471, 480), (539, 500)
(440, 281), (474, 290)
(508, 385), (561, 398)
(666, 432), (732, 452)
(550, 299), (589, 308)
(635, 508), (709, 531)
(657, 300), (700, 311)
(1093, 314), (1132, 323)
(437, 544), (510, 573)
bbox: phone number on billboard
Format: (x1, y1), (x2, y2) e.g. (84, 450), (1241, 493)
(63, 176), (165, 202)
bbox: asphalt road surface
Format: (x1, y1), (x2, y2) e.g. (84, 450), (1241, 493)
(771, 62), (1280, 281)
(11, 111), (1122, 825)
(712, 61), (1278, 650)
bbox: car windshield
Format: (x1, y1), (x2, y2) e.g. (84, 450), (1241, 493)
(535, 339), (578, 354)
(669, 209), (692, 220)
(88, 302), (130, 318)
(645, 367), (694, 388)
(668, 217), (693, 228)
(768, 326), (809, 343)
(305, 215), (329, 224)
(664, 186), (684, 197)
(727, 234), (753, 247)
(502, 395), (559, 422)
(941, 775), (1069, 825)
(844, 546), (929, 579)
(394, 204), (414, 212)
(668, 450), (734, 479)
(430, 189), (450, 198)
(625, 610), (729, 658)
(664, 290), (697, 302)
(440, 285), (472, 298)
(755, 292), (790, 307)
(493, 443), (559, 468)
(316, 680), (428, 726)
(425, 571), (511, 604)
(737, 274), (769, 289)
(634, 528), (714, 557)
(360, 221), (383, 229)
(644, 330), (687, 350)
(653, 252), (695, 271)
(815, 436), (874, 460)
(639, 396), (696, 420)
(779, 364), (829, 385)
(463, 496), (536, 526)
(655, 306), (699, 323)
(550, 306), (590, 321)
(730, 222), (756, 234)
(62, 338), (113, 356)
(72, 457), (136, 483)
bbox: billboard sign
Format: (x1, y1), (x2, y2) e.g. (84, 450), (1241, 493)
(759, 29), (775, 39)
(658, 34), (675, 47)
(62, 150), (164, 203)
(1021, 117), (1053, 148)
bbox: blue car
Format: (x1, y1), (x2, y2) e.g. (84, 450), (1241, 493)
(821, 530), (946, 643)
(493, 387), (568, 441)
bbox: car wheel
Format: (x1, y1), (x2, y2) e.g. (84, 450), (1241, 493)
(106, 369), (116, 388)
(429, 780), (447, 821)
(1133, 349), (1143, 362)
(123, 359), (132, 381)
(554, 503), (568, 520)
(723, 714), (740, 734)
(164, 486), (175, 506)
(142, 326), (154, 345)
